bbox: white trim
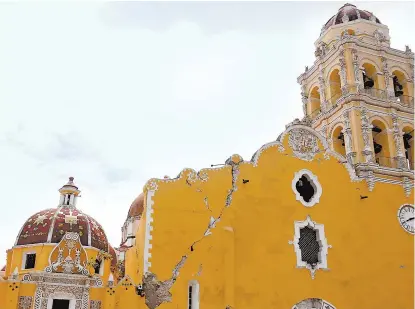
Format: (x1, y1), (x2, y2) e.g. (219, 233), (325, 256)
(397, 204), (415, 235)
(292, 169), (322, 207)
(143, 190), (155, 275)
(188, 280), (200, 309)
(21, 251), (37, 270)
(292, 298), (337, 309)
(47, 292), (76, 309)
(289, 215), (332, 279)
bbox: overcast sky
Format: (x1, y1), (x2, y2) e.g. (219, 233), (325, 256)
(0, 1), (413, 266)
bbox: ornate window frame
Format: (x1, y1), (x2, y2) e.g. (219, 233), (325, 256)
(289, 215), (332, 279)
(292, 169), (322, 207)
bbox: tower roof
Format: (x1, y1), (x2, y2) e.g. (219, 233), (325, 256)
(322, 3), (381, 33)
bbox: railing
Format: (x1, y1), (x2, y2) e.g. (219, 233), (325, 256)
(361, 87), (388, 100)
(392, 95), (414, 109)
(327, 92), (342, 106)
(309, 108), (321, 119)
(375, 156), (397, 169)
(375, 156), (415, 170)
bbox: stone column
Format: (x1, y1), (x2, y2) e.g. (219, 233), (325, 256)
(318, 71), (328, 112)
(351, 49), (362, 92)
(300, 83), (308, 117)
(380, 56), (395, 99)
(360, 107), (375, 163)
(339, 48), (349, 96)
(391, 113), (408, 169)
(343, 110), (356, 165)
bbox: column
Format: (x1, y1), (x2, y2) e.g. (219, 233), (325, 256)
(360, 107), (375, 164)
(391, 113), (408, 169)
(342, 110), (356, 165)
(351, 48), (363, 92)
(339, 47), (349, 95)
(318, 70), (328, 112)
(380, 56), (395, 99)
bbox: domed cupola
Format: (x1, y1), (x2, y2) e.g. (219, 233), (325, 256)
(322, 3), (381, 33)
(14, 177), (110, 252)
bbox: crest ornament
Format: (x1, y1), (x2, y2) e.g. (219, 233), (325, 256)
(288, 129), (320, 161)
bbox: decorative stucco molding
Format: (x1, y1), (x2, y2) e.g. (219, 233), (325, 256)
(143, 190), (155, 275)
(288, 215), (332, 279)
(292, 169), (322, 207)
(292, 298), (337, 309)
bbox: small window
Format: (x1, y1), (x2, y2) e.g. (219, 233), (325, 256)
(295, 175), (315, 203)
(25, 253), (36, 269)
(298, 227), (320, 267)
(52, 299), (70, 309)
(94, 259), (101, 275)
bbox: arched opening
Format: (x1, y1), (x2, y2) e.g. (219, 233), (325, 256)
(292, 298), (336, 309)
(403, 126), (414, 170)
(371, 120), (392, 167)
(328, 69), (342, 107)
(308, 86), (321, 118)
(332, 126), (346, 156)
(361, 63), (381, 97)
(392, 70), (410, 104)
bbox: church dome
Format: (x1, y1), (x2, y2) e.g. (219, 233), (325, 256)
(322, 3), (381, 32)
(127, 193), (144, 218)
(14, 177), (110, 252)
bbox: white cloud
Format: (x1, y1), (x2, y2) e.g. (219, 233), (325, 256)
(0, 1), (413, 265)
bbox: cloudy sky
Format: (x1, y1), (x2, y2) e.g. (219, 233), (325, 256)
(0, 1), (413, 265)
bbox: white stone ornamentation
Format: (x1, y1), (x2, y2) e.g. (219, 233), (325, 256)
(288, 129), (320, 161)
(288, 216), (332, 279)
(292, 298), (337, 309)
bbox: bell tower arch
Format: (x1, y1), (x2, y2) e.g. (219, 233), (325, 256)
(297, 3), (414, 193)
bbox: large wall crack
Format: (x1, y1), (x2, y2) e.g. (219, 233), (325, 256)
(141, 156), (241, 309)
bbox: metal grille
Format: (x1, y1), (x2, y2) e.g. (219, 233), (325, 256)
(298, 227), (320, 266)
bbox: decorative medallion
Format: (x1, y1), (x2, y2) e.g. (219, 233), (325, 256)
(292, 298), (336, 309)
(90, 300), (102, 309)
(288, 129), (320, 161)
(397, 204), (414, 235)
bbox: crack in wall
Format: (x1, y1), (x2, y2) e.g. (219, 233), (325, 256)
(141, 158), (241, 309)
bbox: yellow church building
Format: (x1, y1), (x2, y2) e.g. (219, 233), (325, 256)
(0, 3), (414, 309)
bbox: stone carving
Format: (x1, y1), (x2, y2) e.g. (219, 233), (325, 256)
(292, 298), (336, 309)
(318, 71), (327, 111)
(90, 300), (102, 309)
(391, 115), (403, 156)
(45, 232), (89, 276)
(351, 49), (361, 88)
(18, 296), (33, 309)
(367, 171), (375, 191)
(405, 45), (412, 54)
(373, 29), (387, 44)
(402, 177), (413, 197)
(34, 279), (89, 309)
(288, 129), (320, 161)
(360, 108), (373, 152)
(339, 48), (348, 95)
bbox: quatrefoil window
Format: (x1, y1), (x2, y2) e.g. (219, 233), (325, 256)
(292, 169), (322, 207)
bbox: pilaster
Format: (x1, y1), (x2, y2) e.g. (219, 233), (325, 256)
(360, 107), (375, 164)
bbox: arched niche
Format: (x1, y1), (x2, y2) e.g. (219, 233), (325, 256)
(328, 69), (342, 106)
(292, 298), (336, 309)
(371, 119), (392, 167)
(332, 125), (346, 156)
(362, 62), (380, 90)
(308, 86), (321, 118)
(403, 125), (414, 169)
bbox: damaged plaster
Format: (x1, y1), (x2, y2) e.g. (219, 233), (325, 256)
(141, 156), (241, 309)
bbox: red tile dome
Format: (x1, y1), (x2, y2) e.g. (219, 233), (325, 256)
(322, 3), (381, 33)
(127, 193), (144, 218)
(15, 207), (110, 252)
(14, 177), (110, 252)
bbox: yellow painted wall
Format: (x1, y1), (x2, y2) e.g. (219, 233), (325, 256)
(0, 282), (7, 309)
(143, 131), (414, 309)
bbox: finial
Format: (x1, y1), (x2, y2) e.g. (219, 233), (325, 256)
(69, 177), (74, 182)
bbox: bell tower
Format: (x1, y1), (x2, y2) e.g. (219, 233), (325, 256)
(297, 3), (414, 192)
